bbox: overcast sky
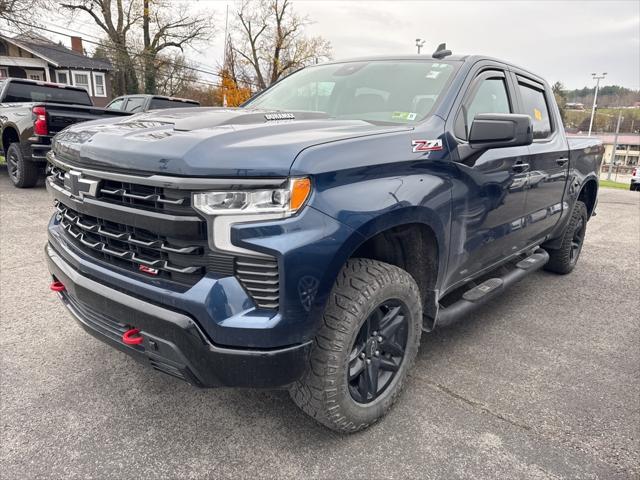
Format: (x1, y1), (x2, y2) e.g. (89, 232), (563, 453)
(44, 0), (640, 90)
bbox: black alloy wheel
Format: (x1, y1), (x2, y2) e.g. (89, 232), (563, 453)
(6, 147), (19, 184)
(348, 300), (409, 404)
(569, 216), (586, 265)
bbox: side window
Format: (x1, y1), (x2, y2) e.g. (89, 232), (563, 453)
(455, 76), (511, 139)
(124, 97), (145, 113)
(518, 82), (552, 139)
(107, 98), (124, 110)
(467, 78), (511, 127)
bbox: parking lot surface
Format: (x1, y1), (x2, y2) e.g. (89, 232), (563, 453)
(1, 169), (639, 480)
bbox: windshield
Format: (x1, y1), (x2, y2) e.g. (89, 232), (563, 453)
(2, 81), (92, 105)
(245, 60), (458, 124)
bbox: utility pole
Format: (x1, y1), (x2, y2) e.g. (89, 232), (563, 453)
(415, 38), (425, 54)
(588, 72), (607, 136)
(607, 110), (623, 180)
(222, 3), (229, 107)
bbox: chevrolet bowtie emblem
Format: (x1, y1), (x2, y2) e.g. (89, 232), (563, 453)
(63, 170), (100, 198)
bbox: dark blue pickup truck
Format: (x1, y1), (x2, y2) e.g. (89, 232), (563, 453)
(45, 50), (603, 432)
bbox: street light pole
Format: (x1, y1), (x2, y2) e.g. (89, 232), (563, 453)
(588, 72), (607, 136)
(415, 38), (426, 54)
(607, 110), (623, 181)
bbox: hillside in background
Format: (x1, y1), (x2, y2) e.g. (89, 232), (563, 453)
(564, 85), (640, 109)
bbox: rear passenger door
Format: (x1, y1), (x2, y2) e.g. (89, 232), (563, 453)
(513, 74), (569, 244)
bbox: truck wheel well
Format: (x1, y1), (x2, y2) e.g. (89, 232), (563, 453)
(2, 127), (19, 151)
(350, 223), (438, 309)
(579, 180), (598, 218)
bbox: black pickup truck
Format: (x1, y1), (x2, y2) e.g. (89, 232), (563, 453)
(0, 78), (129, 188)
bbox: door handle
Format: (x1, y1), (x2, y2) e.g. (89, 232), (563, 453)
(556, 158), (569, 166)
(512, 162), (530, 173)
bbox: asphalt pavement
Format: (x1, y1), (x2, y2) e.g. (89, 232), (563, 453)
(1, 169), (639, 479)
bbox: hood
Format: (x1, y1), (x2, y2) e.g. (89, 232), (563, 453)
(52, 107), (412, 177)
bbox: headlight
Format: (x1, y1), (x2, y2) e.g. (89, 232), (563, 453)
(192, 177), (311, 217)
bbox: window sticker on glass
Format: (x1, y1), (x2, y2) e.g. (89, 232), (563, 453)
(392, 111), (417, 121)
(534, 108), (543, 121)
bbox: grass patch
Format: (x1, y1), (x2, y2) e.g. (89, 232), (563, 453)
(0, 155), (4, 165)
(600, 179), (629, 190)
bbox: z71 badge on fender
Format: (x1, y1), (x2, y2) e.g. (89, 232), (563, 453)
(412, 139), (443, 153)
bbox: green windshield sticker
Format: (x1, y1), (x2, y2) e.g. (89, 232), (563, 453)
(391, 111), (418, 121)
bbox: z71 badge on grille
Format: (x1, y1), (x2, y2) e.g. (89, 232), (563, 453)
(412, 139), (443, 153)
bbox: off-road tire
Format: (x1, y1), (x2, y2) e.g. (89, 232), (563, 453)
(289, 258), (423, 433)
(544, 200), (588, 274)
(6, 143), (39, 188)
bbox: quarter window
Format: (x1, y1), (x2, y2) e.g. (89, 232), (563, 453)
(518, 83), (552, 139)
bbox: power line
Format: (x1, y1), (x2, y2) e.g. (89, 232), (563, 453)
(6, 18), (261, 89)
(2, 25), (230, 91)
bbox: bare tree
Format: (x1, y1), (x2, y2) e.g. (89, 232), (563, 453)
(61, 0), (141, 95)
(62, 0), (213, 96)
(153, 52), (197, 96)
(0, 0), (43, 29)
(141, 0), (213, 94)
(232, 0), (331, 90)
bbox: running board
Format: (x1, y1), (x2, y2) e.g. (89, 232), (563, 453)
(435, 249), (549, 328)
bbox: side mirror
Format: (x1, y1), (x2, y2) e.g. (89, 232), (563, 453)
(469, 113), (533, 150)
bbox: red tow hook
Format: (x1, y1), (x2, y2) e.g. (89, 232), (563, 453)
(122, 328), (144, 346)
(50, 281), (65, 292)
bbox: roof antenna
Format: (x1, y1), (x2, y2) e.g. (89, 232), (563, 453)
(432, 43), (452, 59)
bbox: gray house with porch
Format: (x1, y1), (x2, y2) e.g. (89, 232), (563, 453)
(0, 33), (113, 107)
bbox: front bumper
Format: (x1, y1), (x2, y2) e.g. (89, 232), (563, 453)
(46, 243), (312, 388)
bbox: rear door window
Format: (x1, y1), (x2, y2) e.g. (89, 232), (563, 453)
(517, 81), (552, 139)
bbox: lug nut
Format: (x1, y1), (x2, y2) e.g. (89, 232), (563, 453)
(372, 331), (378, 337)
(375, 350), (380, 356)
(366, 359), (371, 364)
(377, 336), (383, 342)
(360, 353), (366, 359)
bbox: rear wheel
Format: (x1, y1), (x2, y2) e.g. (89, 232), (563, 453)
(544, 200), (588, 274)
(6, 143), (39, 188)
(289, 258), (422, 432)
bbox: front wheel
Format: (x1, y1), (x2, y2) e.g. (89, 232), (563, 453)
(289, 258), (423, 433)
(544, 200), (588, 274)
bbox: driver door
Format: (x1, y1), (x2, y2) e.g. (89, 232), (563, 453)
(445, 68), (530, 289)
